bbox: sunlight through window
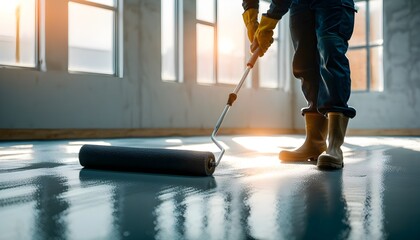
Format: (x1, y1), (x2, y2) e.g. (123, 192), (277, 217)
(348, 0), (383, 92)
(168, 142), (229, 153)
(0, 144), (34, 161)
(217, 0), (246, 85)
(161, 0), (177, 81)
(86, 0), (116, 7)
(68, 1), (118, 75)
(196, 0), (246, 85)
(196, 24), (215, 84)
(258, 0), (280, 88)
(0, 0), (37, 68)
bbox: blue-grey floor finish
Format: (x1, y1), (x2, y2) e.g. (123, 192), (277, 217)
(1, 135), (420, 240)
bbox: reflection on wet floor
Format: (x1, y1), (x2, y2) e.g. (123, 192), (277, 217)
(1, 136), (420, 239)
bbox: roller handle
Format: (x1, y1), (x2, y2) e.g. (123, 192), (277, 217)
(247, 47), (261, 68)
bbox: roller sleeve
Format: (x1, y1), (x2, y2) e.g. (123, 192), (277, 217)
(79, 145), (216, 176)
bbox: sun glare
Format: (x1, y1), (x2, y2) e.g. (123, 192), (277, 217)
(0, 0), (18, 9)
(0, 1), (18, 37)
(233, 136), (305, 154)
(218, 37), (235, 55)
(168, 142), (230, 153)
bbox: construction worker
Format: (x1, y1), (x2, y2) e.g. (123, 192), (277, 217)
(242, 0), (357, 169)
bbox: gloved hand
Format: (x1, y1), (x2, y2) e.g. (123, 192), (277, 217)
(251, 15), (279, 56)
(242, 8), (259, 43)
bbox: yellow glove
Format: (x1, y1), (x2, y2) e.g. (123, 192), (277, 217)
(252, 15), (279, 56)
(242, 8), (259, 43)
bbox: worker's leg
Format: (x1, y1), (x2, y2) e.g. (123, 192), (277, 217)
(314, 5), (356, 118)
(289, 3), (320, 116)
(279, 3), (327, 162)
(314, 5), (356, 168)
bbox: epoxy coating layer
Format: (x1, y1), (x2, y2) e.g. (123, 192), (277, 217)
(1, 136), (420, 239)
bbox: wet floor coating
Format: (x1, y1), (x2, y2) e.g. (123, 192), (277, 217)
(1, 135), (420, 239)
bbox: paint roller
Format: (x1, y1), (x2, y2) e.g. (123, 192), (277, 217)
(79, 49), (261, 176)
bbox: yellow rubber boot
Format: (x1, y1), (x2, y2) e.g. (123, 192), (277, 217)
(317, 112), (349, 169)
(279, 113), (328, 162)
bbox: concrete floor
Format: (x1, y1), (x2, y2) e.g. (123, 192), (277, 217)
(1, 135), (420, 240)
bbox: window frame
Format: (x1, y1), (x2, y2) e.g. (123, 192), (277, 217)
(68, 0), (123, 77)
(348, 0), (383, 92)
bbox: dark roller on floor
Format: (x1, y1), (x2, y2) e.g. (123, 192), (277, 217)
(79, 145), (216, 176)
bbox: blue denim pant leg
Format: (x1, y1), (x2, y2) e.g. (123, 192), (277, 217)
(290, 2), (357, 118)
(290, 3), (320, 115)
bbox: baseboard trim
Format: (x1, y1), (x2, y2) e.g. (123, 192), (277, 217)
(292, 128), (420, 136)
(0, 128), (419, 141)
(347, 129), (420, 136)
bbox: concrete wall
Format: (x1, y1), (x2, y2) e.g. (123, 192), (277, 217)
(293, 0), (420, 131)
(1, 0), (419, 133)
(0, 0), (293, 130)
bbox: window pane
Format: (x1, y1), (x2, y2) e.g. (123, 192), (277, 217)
(0, 0), (36, 67)
(161, 0), (177, 81)
(197, 24), (215, 84)
(259, 40), (279, 88)
(69, 2), (115, 74)
(217, 0), (245, 85)
(197, 0), (215, 23)
(349, 1), (366, 47)
(86, 0), (116, 7)
(369, 0), (383, 45)
(347, 48), (367, 91)
(370, 46), (383, 91)
(258, 1), (280, 88)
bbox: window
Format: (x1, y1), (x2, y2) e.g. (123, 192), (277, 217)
(348, 0), (383, 91)
(160, 0), (287, 87)
(161, 0), (182, 82)
(68, 0), (122, 75)
(196, 0), (217, 84)
(196, 0), (246, 85)
(217, 0), (246, 85)
(195, 0), (284, 89)
(0, 0), (37, 68)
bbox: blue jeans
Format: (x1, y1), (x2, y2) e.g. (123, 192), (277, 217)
(290, 1), (357, 118)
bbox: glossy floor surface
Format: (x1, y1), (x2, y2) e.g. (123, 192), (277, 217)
(1, 135), (420, 240)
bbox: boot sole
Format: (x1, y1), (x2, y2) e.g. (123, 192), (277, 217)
(279, 154), (320, 162)
(317, 155), (343, 169)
